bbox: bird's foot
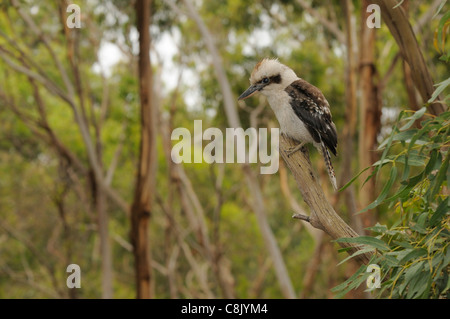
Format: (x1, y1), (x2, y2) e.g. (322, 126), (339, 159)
(286, 142), (306, 157)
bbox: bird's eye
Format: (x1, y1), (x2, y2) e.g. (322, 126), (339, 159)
(262, 77), (269, 84)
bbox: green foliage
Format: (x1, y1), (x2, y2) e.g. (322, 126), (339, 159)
(334, 108), (449, 299)
(1, 0), (449, 299)
(434, 1), (450, 63)
(431, 2), (450, 103)
(336, 6), (449, 298)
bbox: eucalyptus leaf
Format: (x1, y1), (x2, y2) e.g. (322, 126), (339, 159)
(429, 198), (449, 226)
(429, 152), (449, 200)
(432, 0), (448, 19)
(428, 77), (450, 103)
(337, 247), (375, 266)
(399, 248), (427, 264)
(335, 236), (390, 251)
(400, 108), (425, 130)
(360, 166), (397, 213)
(339, 165), (372, 192)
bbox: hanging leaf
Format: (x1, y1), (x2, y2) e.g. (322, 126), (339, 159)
(339, 165), (372, 192)
(432, 0), (448, 19)
(337, 247), (376, 266)
(399, 108), (426, 131)
(360, 165), (397, 213)
(429, 152), (449, 200)
(429, 198), (450, 226)
(399, 248), (427, 264)
(335, 236), (390, 251)
(428, 78), (450, 103)
(435, 11), (450, 54)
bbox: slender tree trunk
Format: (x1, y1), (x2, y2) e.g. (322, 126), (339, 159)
(96, 176), (113, 298)
(402, 60), (421, 111)
(341, 0), (364, 235)
(400, 0), (421, 112)
(358, 0), (381, 228)
(58, 1), (114, 298)
(179, 0), (296, 298)
(131, 0), (155, 299)
(372, 0), (445, 115)
(341, 1), (371, 299)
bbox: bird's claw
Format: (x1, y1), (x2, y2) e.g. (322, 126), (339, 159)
(286, 142), (306, 157)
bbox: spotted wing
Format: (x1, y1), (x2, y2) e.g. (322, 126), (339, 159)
(285, 79), (338, 156)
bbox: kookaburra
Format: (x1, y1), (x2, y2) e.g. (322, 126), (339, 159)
(238, 58), (338, 190)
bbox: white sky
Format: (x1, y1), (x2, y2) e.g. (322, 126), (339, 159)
(92, 23), (275, 107)
(92, 42), (124, 77)
(86, 0), (276, 109)
(92, 28), (203, 107)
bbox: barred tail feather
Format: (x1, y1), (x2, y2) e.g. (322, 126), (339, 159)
(320, 142), (337, 190)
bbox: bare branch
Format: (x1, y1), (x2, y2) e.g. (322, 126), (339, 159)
(279, 161), (322, 242)
(0, 220), (63, 296)
(279, 134), (372, 265)
(105, 122), (127, 186)
(0, 47), (72, 103)
(295, 0), (346, 44)
(11, 0), (75, 99)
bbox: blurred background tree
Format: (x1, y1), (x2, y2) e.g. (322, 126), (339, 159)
(0, 0), (447, 298)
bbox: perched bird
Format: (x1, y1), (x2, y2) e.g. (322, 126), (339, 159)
(238, 58), (338, 190)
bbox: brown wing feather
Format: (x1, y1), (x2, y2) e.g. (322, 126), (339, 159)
(285, 79), (338, 156)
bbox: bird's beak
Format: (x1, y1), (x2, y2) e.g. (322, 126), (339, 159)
(238, 84), (260, 100)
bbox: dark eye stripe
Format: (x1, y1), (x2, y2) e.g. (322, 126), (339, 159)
(259, 74), (281, 85)
(269, 74), (281, 84)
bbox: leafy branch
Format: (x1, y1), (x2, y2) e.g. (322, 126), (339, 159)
(333, 108), (449, 298)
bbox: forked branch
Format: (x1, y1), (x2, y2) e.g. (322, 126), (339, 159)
(279, 134), (372, 265)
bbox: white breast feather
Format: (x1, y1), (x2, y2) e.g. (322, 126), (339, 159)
(267, 90), (316, 145)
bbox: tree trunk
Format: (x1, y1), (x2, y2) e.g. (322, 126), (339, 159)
(372, 0), (445, 115)
(96, 176), (113, 298)
(358, 0), (381, 228)
(400, 0), (421, 112)
(131, 0), (155, 299)
(341, 0), (364, 235)
(180, 0), (296, 298)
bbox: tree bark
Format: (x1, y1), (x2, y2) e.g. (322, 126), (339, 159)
(96, 174), (113, 298)
(131, 0), (155, 299)
(358, 0), (381, 229)
(399, 0), (421, 112)
(341, 0), (364, 235)
(280, 135), (372, 266)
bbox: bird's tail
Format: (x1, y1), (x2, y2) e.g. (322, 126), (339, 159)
(320, 142), (337, 190)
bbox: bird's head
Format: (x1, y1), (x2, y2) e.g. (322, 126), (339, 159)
(238, 58), (298, 100)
